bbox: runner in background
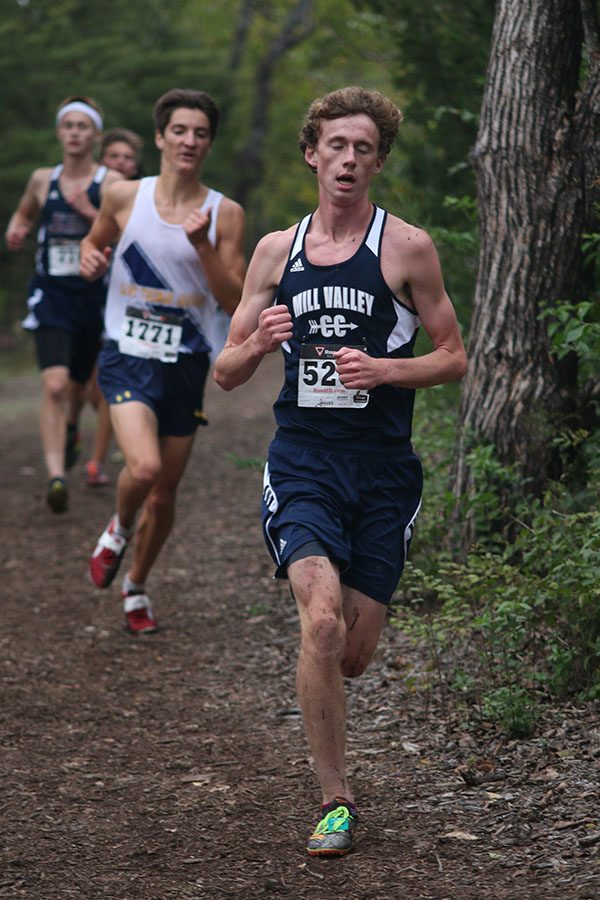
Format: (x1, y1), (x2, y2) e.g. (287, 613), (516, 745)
(80, 128), (145, 487)
(5, 95), (121, 512)
(81, 89), (245, 634)
(98, 128), (144, 180)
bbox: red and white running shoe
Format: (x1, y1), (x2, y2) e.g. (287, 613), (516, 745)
(123, 592), (159, 635)
(89, 515), (130, 588)
(85, 460), (110, 487)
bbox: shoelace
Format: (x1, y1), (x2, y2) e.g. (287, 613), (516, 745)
(313, 805), (352, 835)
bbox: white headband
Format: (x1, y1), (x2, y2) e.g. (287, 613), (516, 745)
(56, 101), (103, 132)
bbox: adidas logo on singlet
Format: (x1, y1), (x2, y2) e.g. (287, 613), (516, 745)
(290, 258), (304, 273)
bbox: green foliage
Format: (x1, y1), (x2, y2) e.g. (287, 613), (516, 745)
(396, 488), (600, 736)
(538, 293), (600, 501)
(540, 299), (600, 372)
(411, 381), (463, 559)
(225, 452), (265, 471)
(1, 0), (409, 327)
(399, 320), (600, 735)
(1, 0), (485, 337)
(481, 687), (538, 739)
(429, 194), (478, 328)
(356, 0), (493, 229)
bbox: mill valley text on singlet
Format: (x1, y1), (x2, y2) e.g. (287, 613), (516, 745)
(273, 204), (420, 450)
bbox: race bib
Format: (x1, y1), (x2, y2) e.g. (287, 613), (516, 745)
(119, 306), (182, 363)
(48, 239), (80, 276)
(297, 344), (369, 408)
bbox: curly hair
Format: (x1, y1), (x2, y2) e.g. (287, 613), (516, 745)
(298, 86), (403, 160)
(99, 128), (144, 162)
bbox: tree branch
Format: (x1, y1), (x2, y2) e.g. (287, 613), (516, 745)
(580, 0), (600, 58)
(232, 0), (315, 207)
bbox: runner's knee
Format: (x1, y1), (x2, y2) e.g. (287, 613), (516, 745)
(299, 603), (345, 663)
(42, 371), (69, 403)
(127, 458), (161, 487)
(144, 482), (177, 515)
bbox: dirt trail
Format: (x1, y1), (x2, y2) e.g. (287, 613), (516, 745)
(1, 356), (599, 899)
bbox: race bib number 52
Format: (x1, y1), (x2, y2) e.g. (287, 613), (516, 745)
(297, 344), (369, 408)
(119, 306), (182, 363)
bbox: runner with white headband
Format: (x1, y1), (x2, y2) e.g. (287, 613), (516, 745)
(5, 95), (122, 515)
(56, 101), (104, 133)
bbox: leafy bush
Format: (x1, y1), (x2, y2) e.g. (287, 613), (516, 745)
(394, 490), (600, 736)
(398, 302), (600, 735)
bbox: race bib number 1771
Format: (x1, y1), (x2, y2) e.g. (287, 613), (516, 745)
(119, 306), (182, 363)
(297, 344), (369, 408)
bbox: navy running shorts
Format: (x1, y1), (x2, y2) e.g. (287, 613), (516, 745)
(33, 326), (101, 383)
(23, 279), (104, 337)
(98, 340), (210, 437)
(262, 432), (423, 605)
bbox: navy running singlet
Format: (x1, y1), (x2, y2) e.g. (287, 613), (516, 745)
(34, 164), (107, 294)
(23, 164), (107, 334)
(273, 205), (420, 449)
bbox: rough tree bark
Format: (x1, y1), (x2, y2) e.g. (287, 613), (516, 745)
(453, 0), (600, 539)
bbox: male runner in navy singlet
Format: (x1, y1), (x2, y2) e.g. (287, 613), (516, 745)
(79, 126), (146, 489)
(214, 86), (467, 856)
(81, 89), (245, 635)
(5, 95), (121, 513)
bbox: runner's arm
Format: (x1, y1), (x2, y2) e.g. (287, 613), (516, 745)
(183, 197), (246, 315)
(4, 169), (48, 251)
(335, 228), (467, 390)
(79, 180), (132, 281)
(213, 231), (293, 390)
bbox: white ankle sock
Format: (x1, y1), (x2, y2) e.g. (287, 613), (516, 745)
(114, 515), (134, 539)
(122, 573), (145, 595)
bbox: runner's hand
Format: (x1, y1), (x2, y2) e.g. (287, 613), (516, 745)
(5, 223), (29, 251)
(335, 346), (382, 389)
(80, 246), (112, 281)
(184, 207), (211, 249)
(256, 305), (293, 353)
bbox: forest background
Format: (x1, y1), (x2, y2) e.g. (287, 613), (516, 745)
(1, 0), (599, 738)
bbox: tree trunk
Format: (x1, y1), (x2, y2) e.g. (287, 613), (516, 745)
(453, 0), (600, 540)
(230, 0), (314, 212)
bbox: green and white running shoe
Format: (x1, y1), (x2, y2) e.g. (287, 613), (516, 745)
(306, 797), (358, 857)
(46, 477), (68, 514)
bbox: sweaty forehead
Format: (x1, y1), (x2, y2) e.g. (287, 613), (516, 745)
(168, 108), (210, 130)
(106, 142), (135, 156)
(319, 113), (379, 143)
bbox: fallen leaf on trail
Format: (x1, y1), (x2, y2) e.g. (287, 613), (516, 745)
(440, 831), (479, 842)
(389, 655), (410, 670)
(402, 741), (421, 754)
